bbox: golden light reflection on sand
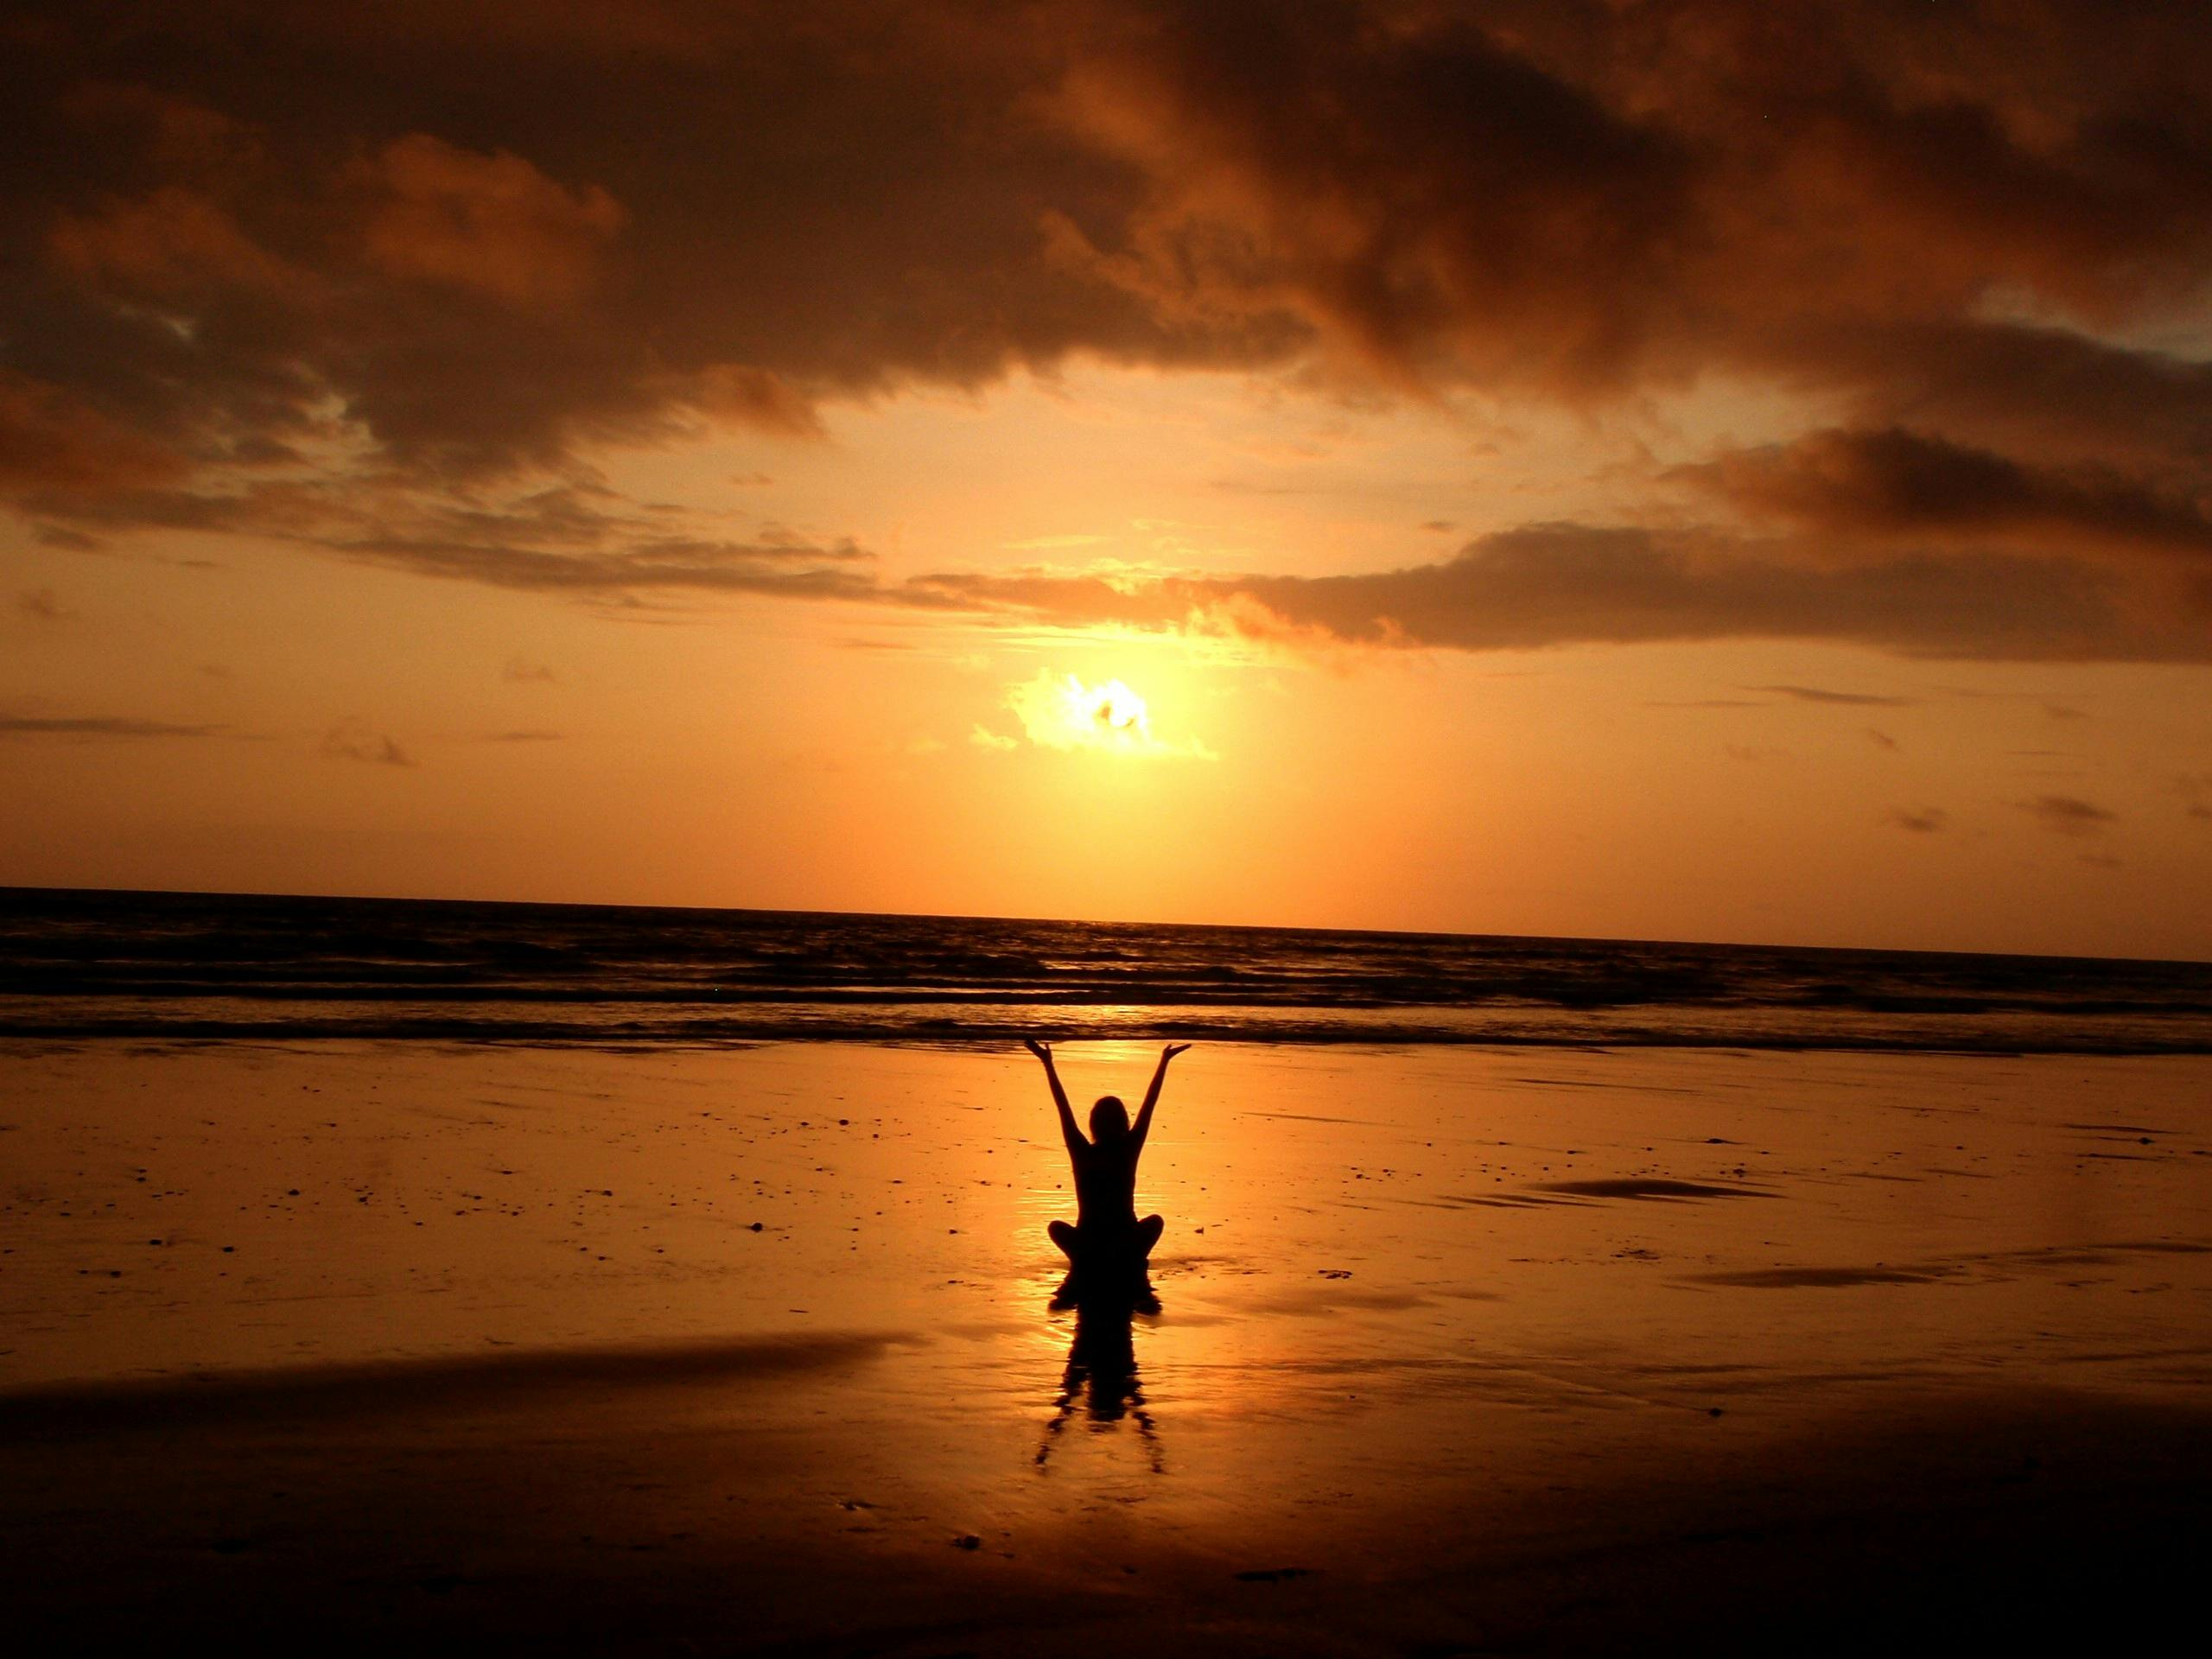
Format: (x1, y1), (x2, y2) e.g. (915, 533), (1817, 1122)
(8, 1039), (2206, 1444)
(5, 1037), (2211, 1650)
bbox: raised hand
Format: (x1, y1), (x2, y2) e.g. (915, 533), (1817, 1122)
(1133, 1043), (1185, 1150)
(1029, 1037), (1077, 1150)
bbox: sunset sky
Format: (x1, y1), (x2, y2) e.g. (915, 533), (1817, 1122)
(5, 1), (2212, 957)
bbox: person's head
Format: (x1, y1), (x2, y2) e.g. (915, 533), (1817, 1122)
(1090, 1095), (1130, 1143)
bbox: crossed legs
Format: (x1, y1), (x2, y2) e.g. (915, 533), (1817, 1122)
(1049, 1214), (1164, 1261)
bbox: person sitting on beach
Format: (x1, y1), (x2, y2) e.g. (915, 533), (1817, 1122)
(1026, 1038), (1189, 1268)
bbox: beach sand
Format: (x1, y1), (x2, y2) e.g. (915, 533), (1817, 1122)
(4, 1039), (2209, 1653)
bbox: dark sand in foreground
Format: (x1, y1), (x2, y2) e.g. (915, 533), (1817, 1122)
(4, 1040), (2209, 1653)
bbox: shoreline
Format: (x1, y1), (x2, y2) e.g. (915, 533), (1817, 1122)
(12, 1024), (2212, 1056)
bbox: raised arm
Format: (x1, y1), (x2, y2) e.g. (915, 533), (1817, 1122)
(1025, 1038), (1082, 1155)
(1130, 1043), (1190, 1153)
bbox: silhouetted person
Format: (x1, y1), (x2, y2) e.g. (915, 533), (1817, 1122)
(1026, 1038), (1187, 1279)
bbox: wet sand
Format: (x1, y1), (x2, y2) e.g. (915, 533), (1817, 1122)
(4, 1039), (2210, 1653)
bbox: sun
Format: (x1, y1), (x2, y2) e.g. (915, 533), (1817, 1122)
(1002, 671), (1155, 753)
(1035, 672), (1151, 749)
(1077, 677), (1151, 741)
(991, 669), (1213, 760)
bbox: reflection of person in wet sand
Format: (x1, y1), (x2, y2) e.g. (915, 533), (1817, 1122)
(1036, 1294), (1161, 1471)
(1025, 1039), (1188, 1278)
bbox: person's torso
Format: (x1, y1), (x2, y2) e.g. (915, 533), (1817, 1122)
(1072, 1141), (1137, 1226)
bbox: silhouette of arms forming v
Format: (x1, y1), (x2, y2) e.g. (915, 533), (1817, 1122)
(1022, 1038), (1189, 1157)
(1029, 1039), (1188, 1273)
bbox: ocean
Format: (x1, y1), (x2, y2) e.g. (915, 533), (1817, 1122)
(4, 886), (2209, 1052)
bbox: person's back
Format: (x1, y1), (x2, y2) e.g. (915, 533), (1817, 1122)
(1026, 1039), (1188, 1267)
(1068, 1104), (1140, 1234)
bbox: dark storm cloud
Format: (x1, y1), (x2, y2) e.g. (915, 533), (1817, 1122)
(5, 2), (2212, 656)
(1687, 428), (2212, 560)
(0, 1), (1201, 487)
(1788, 319), (2212, 472)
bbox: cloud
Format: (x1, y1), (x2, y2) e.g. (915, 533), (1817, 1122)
(1888, 807), (1948, 833)
(1746, 683), (1917, 708)
(969, 723), (1020, 752)
(2018, 793), (2117, 835)
(28, 476), (883, 601)
(1866, 728), (1898, 750)
(3, 3), (2212, 661)
(911, 523), (2211, 662)
(502, 657), (558, 683)
(16, 588), (69, 621)
(353, 134), (625, 312)
(0, 714), (222, 738)
(484, 729), (561, 743)
(0, 6), (2202, 460)
(1686, 426), (2212, 561)
(321, 721), (415, 766)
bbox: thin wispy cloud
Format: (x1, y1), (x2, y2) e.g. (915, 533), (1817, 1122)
(1745, 685), (1919, 709)
(321, 721), (415, 767)
(2018, 794), (2117, 836)
(2174, 774), (2212, 822)
(0, 714), (222, 739)
(908, 525), (2192, 662)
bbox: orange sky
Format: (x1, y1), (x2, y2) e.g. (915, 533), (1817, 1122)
(4, 3), (2211, 957)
